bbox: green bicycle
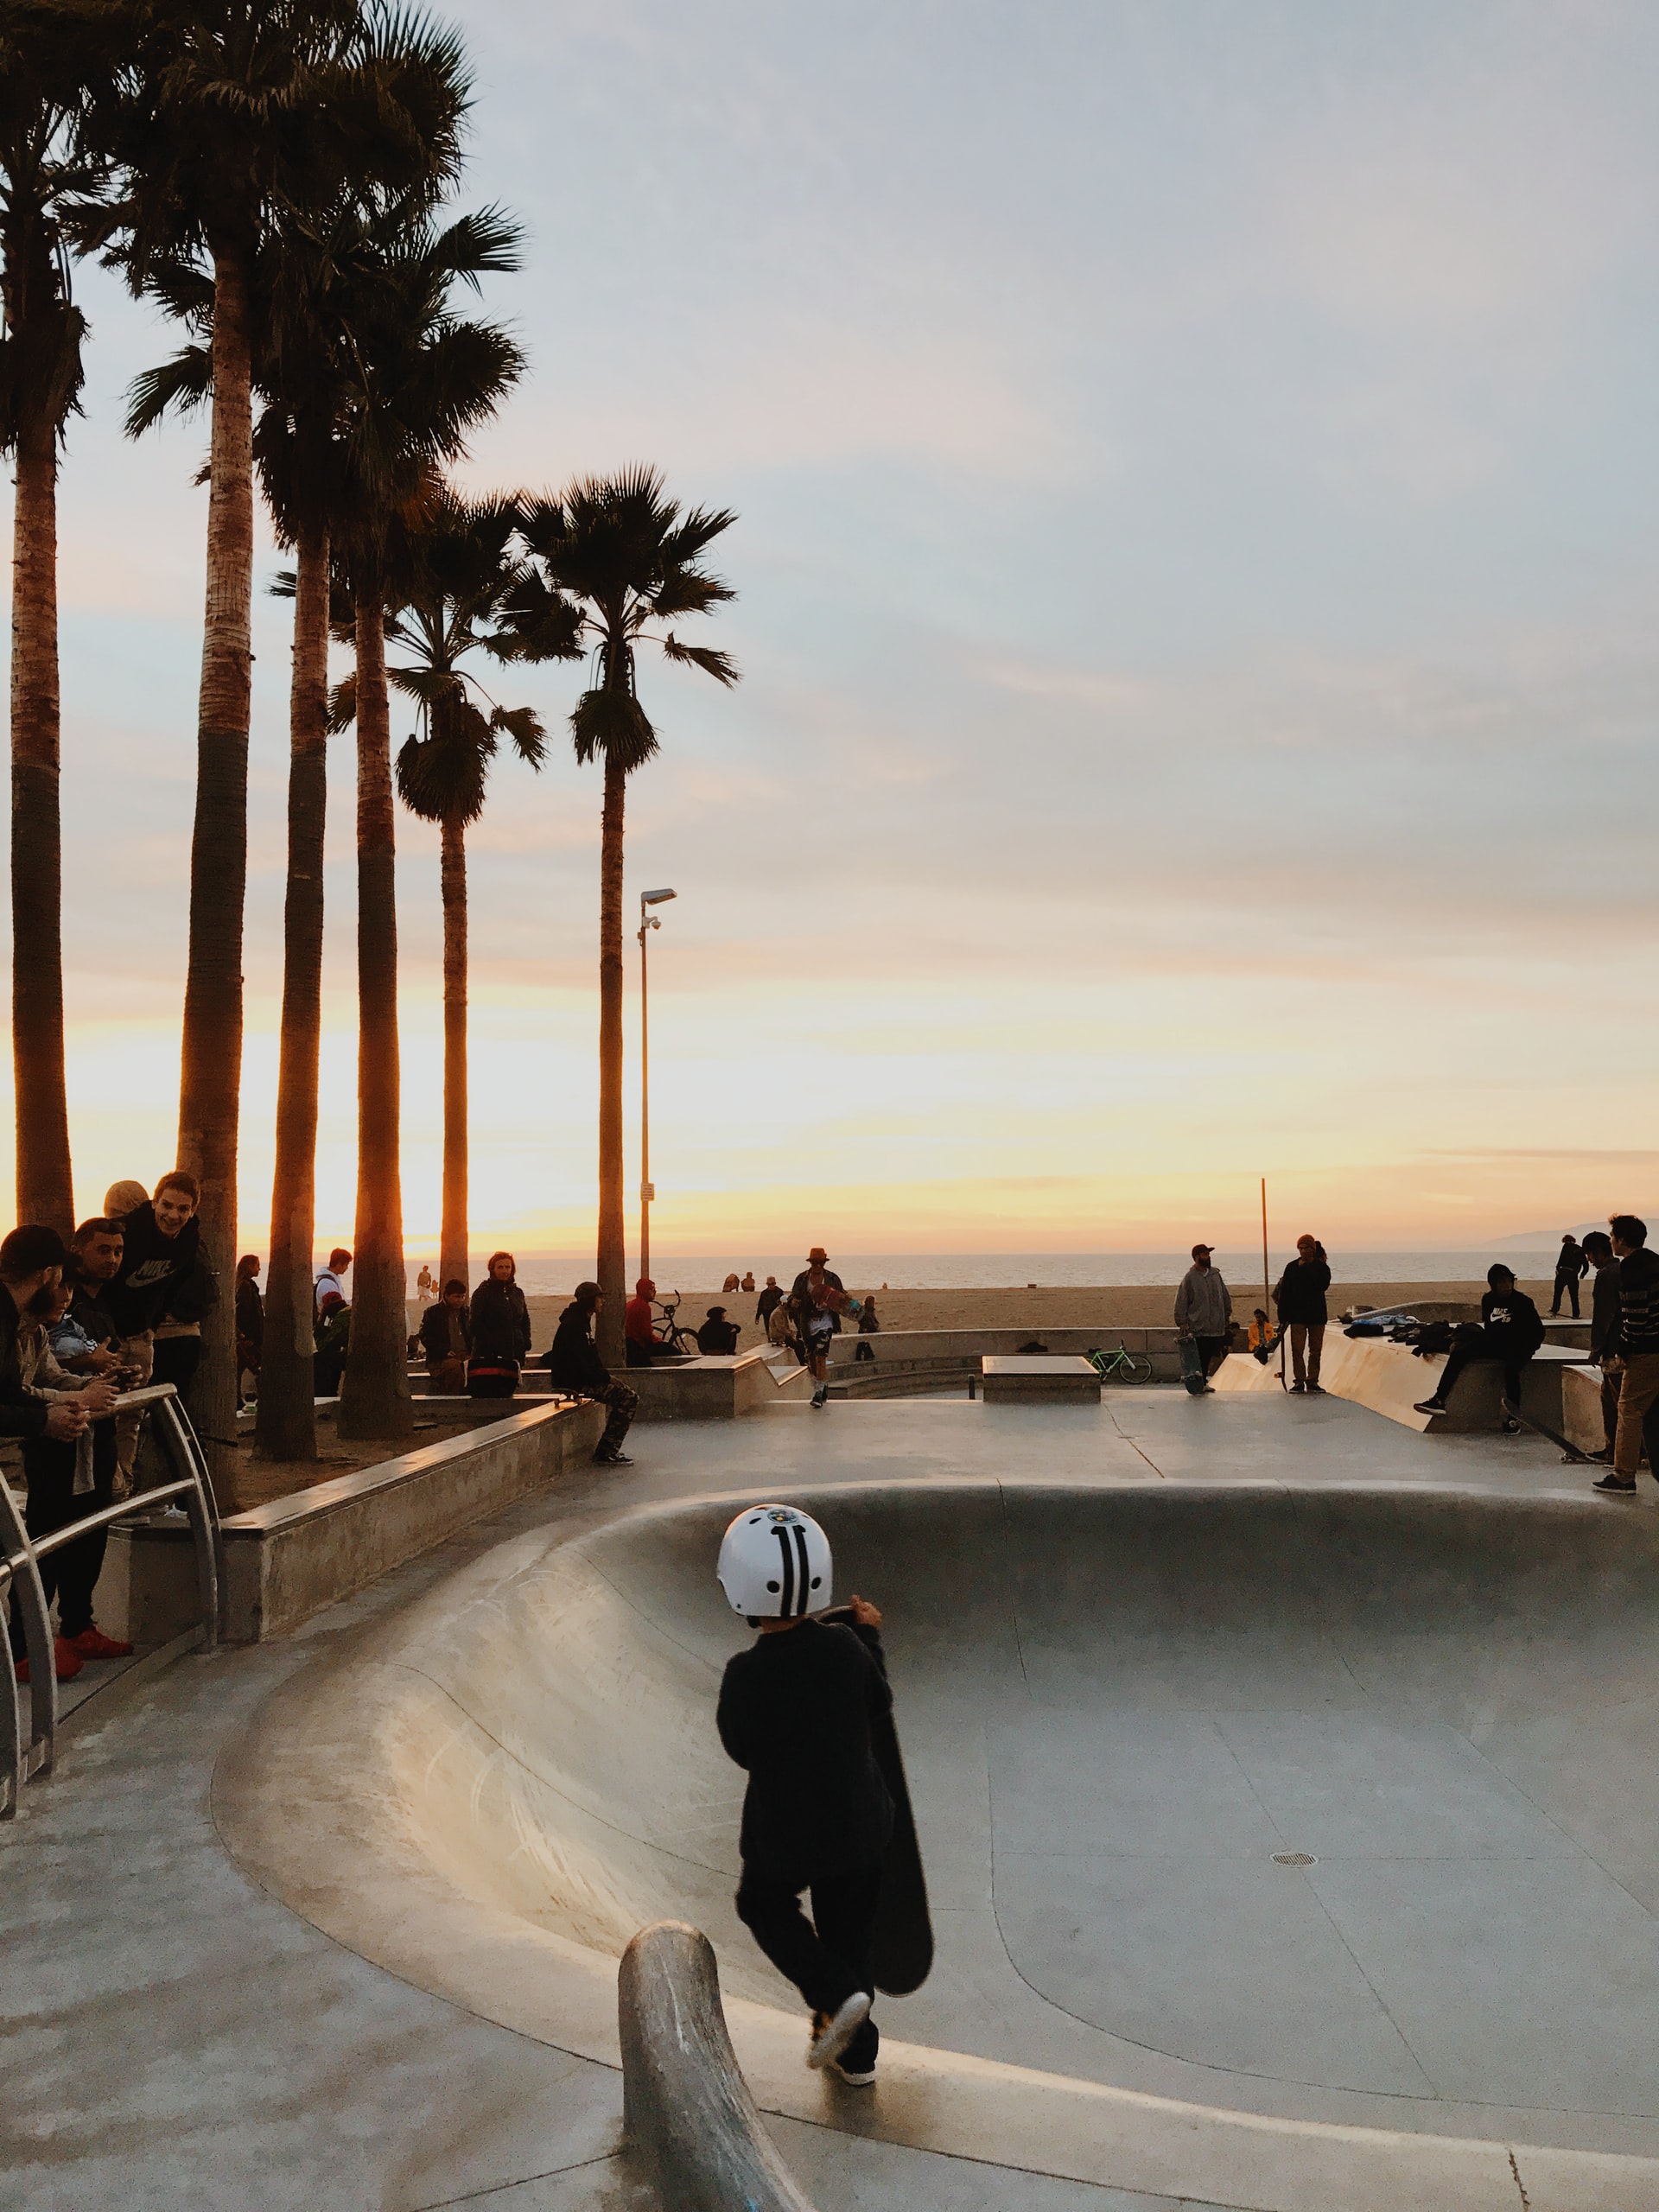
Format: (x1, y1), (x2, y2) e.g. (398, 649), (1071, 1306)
(1087, 1342), (1154, 1384)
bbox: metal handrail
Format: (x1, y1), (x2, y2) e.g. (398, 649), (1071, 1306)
(0, 1382), (221, 1818)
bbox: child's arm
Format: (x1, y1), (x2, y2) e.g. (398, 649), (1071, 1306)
(715, 1660), (753, 1770)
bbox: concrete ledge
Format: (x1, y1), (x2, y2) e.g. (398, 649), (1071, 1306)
(619, 1922), (815, 2212)
(629, 1346), (813, 1421)
(1215, 1334), (1588, 1434)
(216, 1397), (606, 1641)
(982, 1354), (1102, 1405)
(830, 1326), (1185, 1382)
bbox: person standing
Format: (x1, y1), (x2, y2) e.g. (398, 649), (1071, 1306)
(468, 1251), (531, 1399)
(546, 1281), (638, 1464)
(755, 1276), (785, 1333)
(1274, 1235), (1331, 1395)
(791, 1247), (848, 1410)
(1581, 1231), (1620, 1462)
(106, 1173), (204, 1492)
(1173, 1243), (1233, 1389)
(1551, 1234), (1589, 1319)
(314, 1247), (353, 1310)
(1592, 1215), (1659, 1496)
(416, 1263), (436, 1302)
(854, 1294), (880, 1363)
(715, 1506), (892, 2088)
(234, 1255), (264, 1408)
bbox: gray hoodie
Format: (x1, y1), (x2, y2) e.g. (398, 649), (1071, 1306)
(1174, 1264), (1232, 1338)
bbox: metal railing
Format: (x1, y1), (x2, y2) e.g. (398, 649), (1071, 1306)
(0, 1382), (221, 1818)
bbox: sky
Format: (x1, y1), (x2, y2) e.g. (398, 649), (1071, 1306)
(4, 0), (1659, 1260)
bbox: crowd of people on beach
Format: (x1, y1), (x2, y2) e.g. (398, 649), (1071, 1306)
(1176, 1215), (1659, 1496)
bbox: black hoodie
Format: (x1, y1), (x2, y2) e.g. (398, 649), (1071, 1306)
(108, 1202), (202, 1336)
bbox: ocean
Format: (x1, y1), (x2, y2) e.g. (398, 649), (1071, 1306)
(406, 1249), (1564, 1297)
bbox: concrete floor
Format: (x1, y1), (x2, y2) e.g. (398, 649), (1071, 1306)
(3, 1391), (1656, 2209)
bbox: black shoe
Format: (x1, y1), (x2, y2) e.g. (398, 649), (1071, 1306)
(1412, 1396), (1446, 1415)
(1589, 1446), (1614, 1463)
(1593, 1471), (1637, 1495)
(593, 1446), (634, 1465)
(1306, 1382), (1326, 1397)
(1288, 1380), (1306, 1395)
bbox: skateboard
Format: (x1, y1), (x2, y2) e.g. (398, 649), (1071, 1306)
(1501, 1398), (1597, 1466)
(821, 1607), (933, 1996)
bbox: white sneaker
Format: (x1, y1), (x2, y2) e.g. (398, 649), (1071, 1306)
(806, 1992), (871, 2069)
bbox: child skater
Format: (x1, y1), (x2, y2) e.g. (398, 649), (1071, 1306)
(715, 1504), (892, 2084)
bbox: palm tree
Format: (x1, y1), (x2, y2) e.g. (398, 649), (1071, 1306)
(388, 488), (558, 1293)
(327, 200), (525, 1440)
(512, 471), (739, 1363)
(90, 0), (467, 1468)
(0, 6), (111, 1233)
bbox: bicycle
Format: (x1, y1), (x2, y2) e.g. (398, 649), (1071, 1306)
(652, 1292), (699, 1357)
(1087, 1342), (1154, 1384)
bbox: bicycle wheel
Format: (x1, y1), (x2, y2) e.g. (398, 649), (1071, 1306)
(1125, 1353), (1154, 1384)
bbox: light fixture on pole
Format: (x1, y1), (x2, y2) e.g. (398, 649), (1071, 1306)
(638, 888), (676, 1281)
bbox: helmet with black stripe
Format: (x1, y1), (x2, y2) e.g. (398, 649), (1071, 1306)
(717, 1504), (832, 1620)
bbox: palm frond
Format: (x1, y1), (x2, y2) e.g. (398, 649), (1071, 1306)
(124, 344), (212, 437)
(327, 673), (357, 734)
(489, 702), (546, 766)
(660, 633), (741, 687)
(571, 686), (658, 773)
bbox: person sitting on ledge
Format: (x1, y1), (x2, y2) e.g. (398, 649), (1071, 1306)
(625, 1277), (676, 1366)
(697, 1304), (741, 1355)
(1413, 1264), (1543, 1427)
(547, 1281), (639, 1465)
(419, 1280), (472, 1394)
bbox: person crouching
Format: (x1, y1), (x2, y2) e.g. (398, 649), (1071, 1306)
(715, 1505), (891, 2087)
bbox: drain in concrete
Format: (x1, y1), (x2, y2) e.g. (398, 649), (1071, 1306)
(1271, 1851), (1317, 1866)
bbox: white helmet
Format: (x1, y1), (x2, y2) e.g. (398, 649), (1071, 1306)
(718, 1504), (832, 1620)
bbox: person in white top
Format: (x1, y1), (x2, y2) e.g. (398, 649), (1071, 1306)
(314, 1246), (352, 1311)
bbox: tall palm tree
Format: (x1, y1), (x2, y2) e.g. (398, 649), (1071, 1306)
(0, 5), (112, 1233)
(512, 470), (739, 1363)
(327, 200), (524, 1439)
(91, 0), (467, 1468)
(387, 488), (557, 1292)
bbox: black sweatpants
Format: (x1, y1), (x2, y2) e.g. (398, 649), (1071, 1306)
(1551, 1271), (1581, 1319)
(1435, 1339), (1529, 1408)
(736, 1858), (882, 2071)
(8, 1422), (118, 1656)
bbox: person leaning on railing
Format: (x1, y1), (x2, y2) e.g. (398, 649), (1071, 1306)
(0, 1225), (120, 1684)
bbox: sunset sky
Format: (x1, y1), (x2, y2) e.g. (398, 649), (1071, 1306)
(6, 0), (1658, 1259)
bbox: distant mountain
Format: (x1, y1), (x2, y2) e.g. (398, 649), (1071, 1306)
(1490, 1217), (1654, 1249)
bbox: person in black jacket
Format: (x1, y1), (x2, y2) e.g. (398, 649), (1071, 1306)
(420, 1280), (472, 1393)
(469, 1251), (532, 1398)
(1273, 1235), (1331, 1395)
(1582, 1232), (1621, 1461)
(696, 1305), (741, 1354)
(1550, 1233), (1589, 1319)
(1593, 1215), (1659, 1496)
(545, 1281), (638, 1463)
(106, 1173), (203, 1485)
(715, 1504), (892, 2086)
(1414, 1265), (1544, 1424)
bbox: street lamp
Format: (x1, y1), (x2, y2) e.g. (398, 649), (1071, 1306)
(638, 887), (676, 1280)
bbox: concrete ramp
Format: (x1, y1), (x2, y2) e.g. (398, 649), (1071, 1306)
(1215, 1333), (1590, 1435)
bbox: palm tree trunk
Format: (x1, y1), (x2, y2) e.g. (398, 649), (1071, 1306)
(10, 404), (73, 1235)
(339, 579), (410, 1440)
(439, 813), (467, 1292)
(255, 519), (328, 1463)
(595, 752), (627, 1363)
(177, 233), (254, 1486)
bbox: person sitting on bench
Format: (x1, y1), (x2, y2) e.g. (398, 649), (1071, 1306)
(1414, 1265), (1544, 1423)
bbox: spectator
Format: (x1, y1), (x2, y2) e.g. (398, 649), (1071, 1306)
(234, 1255), (263, 1408)
(313, 1292), (352, 1395)
(766, 1295), (797, 1354)
(755, 1275), (785, 1332)
(697, 1305), (741, 1354)
(416, 1263), (436, 1302)
(1582, 1231), (1620, 1463)
(1247, 1308), (1277, 1363)
(546, 1281), (638, 1464)
(855, 1294), (880, 1363)
(1413, 1265), (1543, 1425)
(1550, 1233), (1589, 1319)
(1274, 1235), (1331, 1395)
(722, 1271), (741, 1294)
(791, 1247), (849, 1409)
(152, 1251), (219, 1400)
(106, 1173), (204, 1491)
(419, 1279), (472, 1394)
(1592, 1215), (1659, 1496)
(1173, 1243), (1233, 1389)
(469, 1250), (531, 1398)
(314, 1246), (352, 1310)
(3, 1225), (118, 1683)
(740, 1270), (755, 1294)
(625, 1277), (676, 1366)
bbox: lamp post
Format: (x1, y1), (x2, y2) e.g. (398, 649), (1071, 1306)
(638, 887), (676, 1280)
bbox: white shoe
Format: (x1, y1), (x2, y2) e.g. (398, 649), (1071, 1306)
(806, 1992), (871, 2069)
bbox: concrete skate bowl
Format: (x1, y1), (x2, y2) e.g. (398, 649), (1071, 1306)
(221, 1480), (1659, 2207)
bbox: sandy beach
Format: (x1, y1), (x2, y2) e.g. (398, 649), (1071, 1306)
(496, 1278), (1557, 1357)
